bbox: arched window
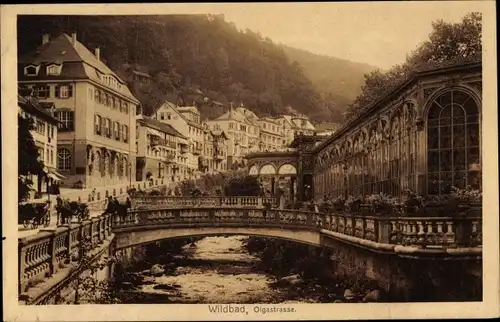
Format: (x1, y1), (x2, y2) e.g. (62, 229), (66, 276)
(57, 148), (71, 171)
(427, 90), (480, 194)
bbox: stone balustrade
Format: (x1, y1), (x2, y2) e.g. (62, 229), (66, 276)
(18, 214), (113, 295)
(113, 207), (482, 249)
(131, 196), (278, 210)
(18, 202), (482, 300)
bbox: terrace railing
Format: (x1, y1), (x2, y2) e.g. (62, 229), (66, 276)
(131, 196), (277, 210)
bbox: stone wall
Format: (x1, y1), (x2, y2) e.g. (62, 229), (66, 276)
(320, 235), (482, 301)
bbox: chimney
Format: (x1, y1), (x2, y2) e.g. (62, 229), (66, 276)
(95, 47), (100, 61)
(71, 32), (77, 46)
(42, 34), (50, 45)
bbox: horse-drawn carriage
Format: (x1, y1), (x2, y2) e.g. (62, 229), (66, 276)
(18, 200), (51, 229)
(55, 197), (90, 225)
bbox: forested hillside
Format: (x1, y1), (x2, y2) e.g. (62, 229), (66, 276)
(281, 45), (377, 110)
(17, 15), (374, 123)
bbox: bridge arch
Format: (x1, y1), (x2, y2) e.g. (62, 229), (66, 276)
(113, 227), (322, 250)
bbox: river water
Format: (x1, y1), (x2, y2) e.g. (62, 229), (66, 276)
(115, 236), (334, 304)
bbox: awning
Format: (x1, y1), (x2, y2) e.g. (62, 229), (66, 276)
(146, 128), (163, 137)
(178, 137), (189, 145)
(46, 169), (66, 181)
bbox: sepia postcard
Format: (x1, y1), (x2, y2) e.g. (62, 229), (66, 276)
(2, 2), (499, 321)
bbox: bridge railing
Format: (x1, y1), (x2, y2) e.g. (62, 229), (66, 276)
(18, 207), (482, 297)
(113, 207), (482, 248)
(131, 196), (277, 210)
(18, 214), (113, 295)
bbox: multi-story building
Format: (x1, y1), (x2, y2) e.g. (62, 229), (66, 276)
(314, 122), (342, 137)
(258, 117), (284, 152)
(135, 115), (187, 184)
(236, 105), (260, 153)
(152, 102), (205, 179)
(18, 92), (63, 196)
(205, 106), (254, 169)
(18, 33), (140, 189)
(291, 114), (316, 136)
(202, 123), (229, 173)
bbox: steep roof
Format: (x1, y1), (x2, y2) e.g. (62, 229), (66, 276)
(177, 106), (200, 115)
(281, 115), (299, 129)
(215, 110), (251, 123)
(18, 94), (60, 125)
(137, 115), (187, 139)
(18, 33), (138, 103)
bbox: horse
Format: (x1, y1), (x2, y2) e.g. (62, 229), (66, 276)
(105, 197), (131, 223)
(55, 196), (73, 225)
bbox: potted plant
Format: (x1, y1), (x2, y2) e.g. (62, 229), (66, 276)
(332, 196), (345, 212)
(450, 186), (482, 216)
(345, 195), (362, 214)
(400, 189), (425, 216)
(365, 193), (396, 215)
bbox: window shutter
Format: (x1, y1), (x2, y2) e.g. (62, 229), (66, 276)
(68, 85), (73, 97)
(55, 85), (60, 98)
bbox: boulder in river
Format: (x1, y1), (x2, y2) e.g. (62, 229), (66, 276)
(343, 289), (355, 300)
(150, 264), (165, 276)
(153, 283), (177, 291)
(121, 282), (135, 290)
(363, 290), (381, 302)
(142, 276), (156, 285)
(280, 274), (303, 285)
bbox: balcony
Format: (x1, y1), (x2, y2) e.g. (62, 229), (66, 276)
(163, 153), (176, 164)
(193, 146), (202, 156)
(180, 145), (189, 154)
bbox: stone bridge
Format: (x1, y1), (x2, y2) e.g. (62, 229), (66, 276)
(18, 196), (483, 303)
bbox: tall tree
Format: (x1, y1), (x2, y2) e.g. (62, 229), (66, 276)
(18, 115), (44, 203)
(347, 12), (482, 119)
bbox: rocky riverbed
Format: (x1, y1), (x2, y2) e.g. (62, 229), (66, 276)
(112, 236), (383, 304)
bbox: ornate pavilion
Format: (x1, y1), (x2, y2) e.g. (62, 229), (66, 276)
(246, 56), (482, 202)
(314, 56), (482, 200)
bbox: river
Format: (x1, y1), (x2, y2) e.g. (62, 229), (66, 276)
(113, 236), (356, 304)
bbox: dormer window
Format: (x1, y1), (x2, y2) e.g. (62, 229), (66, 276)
(46, 64), (62, 76)
(24, 64), (40, 76)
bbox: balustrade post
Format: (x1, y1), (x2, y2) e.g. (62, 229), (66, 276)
(66, 228), (73, 261)
(377, 218), (391, 243)
(18, 243), (27, 295)
(237, 197), (241, 207)
(454, 217), (473, 247)
(48, 232), (57, 276)
(271, 210), (278, 224)
(306, 210), (313, 226)
(257, 198), (263, 208)
(217, 197), (222, 207)
(88, 220), (94, 246)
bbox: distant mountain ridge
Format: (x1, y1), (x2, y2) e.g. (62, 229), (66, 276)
(281, 45), (378, 112)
